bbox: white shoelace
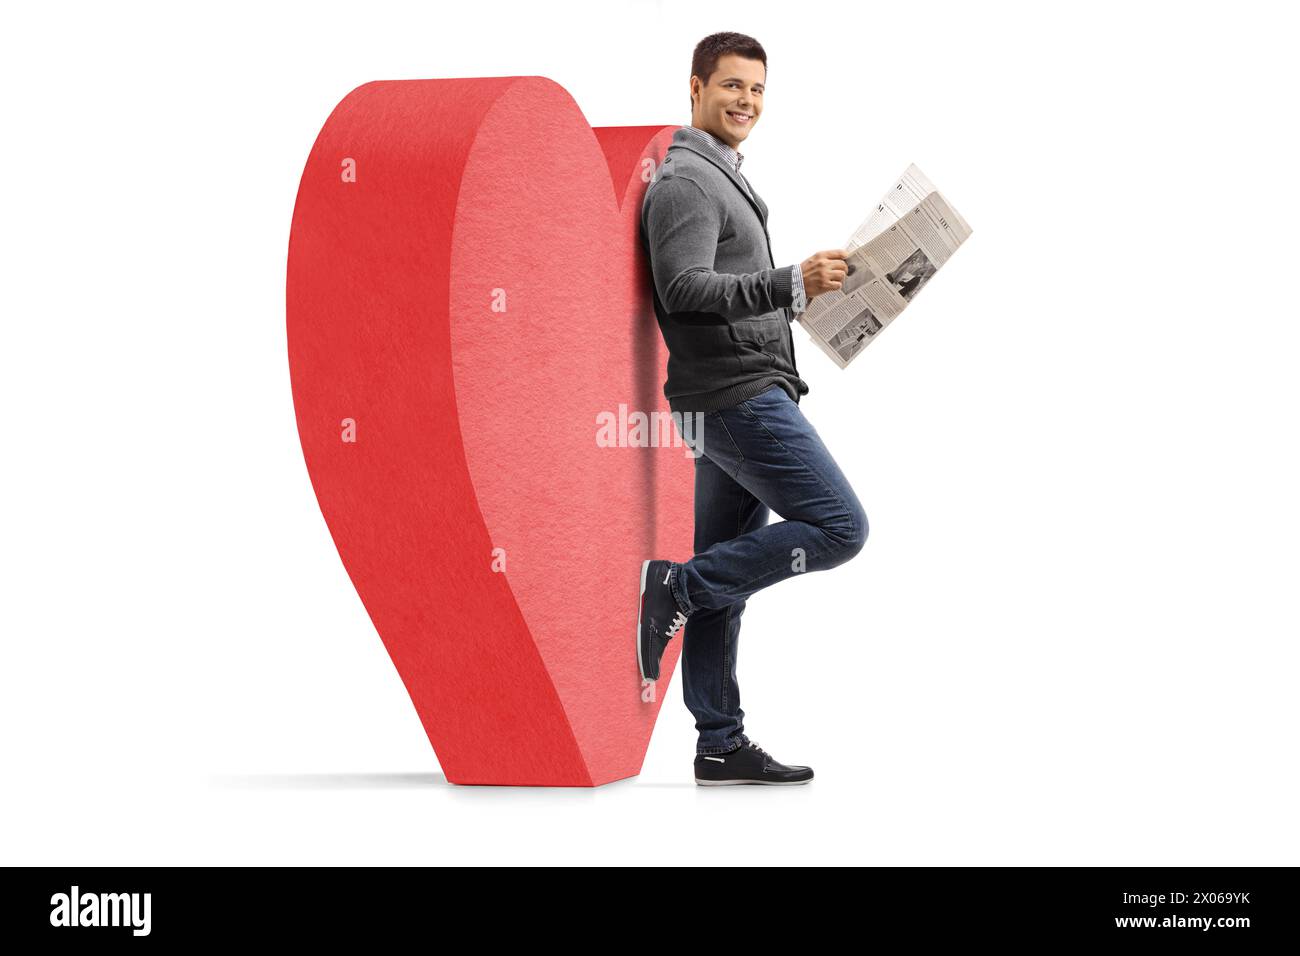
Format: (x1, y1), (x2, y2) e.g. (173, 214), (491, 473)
(666, 610), (687, 638)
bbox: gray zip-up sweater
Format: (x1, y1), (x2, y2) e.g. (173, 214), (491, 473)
(640, 126), (811, 415)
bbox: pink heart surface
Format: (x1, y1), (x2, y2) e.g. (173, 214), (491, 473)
(287, 77), (694, 785)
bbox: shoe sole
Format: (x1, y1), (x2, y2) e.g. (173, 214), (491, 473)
(695, 778), (813, 786)
(636, 559), (652, 682)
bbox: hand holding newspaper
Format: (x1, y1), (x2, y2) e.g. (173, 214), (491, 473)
(795, 164), (972, 368)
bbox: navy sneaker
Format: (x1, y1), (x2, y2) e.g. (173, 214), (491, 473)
(694, 740), (814, 786)
(636, 559), (690, 682)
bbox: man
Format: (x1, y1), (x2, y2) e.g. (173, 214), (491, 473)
(637, 32), (869, 786)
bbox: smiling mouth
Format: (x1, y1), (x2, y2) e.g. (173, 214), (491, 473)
(726, 110), (753, 125)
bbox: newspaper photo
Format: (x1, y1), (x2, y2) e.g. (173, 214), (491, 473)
(795, 163), (972, 369)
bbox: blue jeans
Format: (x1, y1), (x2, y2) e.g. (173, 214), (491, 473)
(668, 383), (869, 755)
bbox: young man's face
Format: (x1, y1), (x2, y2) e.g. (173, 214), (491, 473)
(690, 53), (765, 151)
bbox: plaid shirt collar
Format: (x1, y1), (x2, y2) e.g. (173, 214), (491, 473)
(678, 125), (745, 174)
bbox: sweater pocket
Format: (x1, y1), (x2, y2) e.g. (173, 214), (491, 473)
(664, 320), (745, 387)
(728, 318), (782, 372)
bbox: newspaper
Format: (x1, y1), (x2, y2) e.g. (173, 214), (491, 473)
(795, 163), (972, 368)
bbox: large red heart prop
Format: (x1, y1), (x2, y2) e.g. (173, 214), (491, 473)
(286, 77), (695, 786)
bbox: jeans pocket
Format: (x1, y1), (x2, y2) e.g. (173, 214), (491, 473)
(742, 382), (785, 409)
(701, 409), (745, 478)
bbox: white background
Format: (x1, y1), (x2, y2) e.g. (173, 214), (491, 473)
(3, 0), (1297, 865)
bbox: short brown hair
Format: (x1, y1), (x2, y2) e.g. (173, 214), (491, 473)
(690, 32), (767, 113)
